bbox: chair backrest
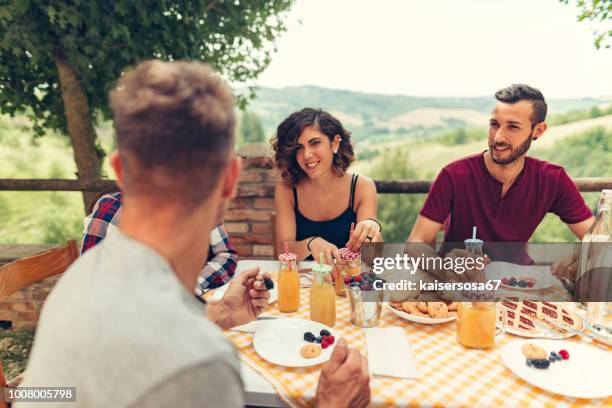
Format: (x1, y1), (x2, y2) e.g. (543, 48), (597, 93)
(0, 240), (78, 396)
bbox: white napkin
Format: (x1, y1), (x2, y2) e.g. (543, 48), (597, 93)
(364, 327), (418, 379)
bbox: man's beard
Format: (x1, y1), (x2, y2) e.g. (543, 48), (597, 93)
(490, 131), (533, 165)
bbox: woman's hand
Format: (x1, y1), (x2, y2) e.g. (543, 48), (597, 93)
(345, 219), (381, 251)
(309, 237), (343, 274)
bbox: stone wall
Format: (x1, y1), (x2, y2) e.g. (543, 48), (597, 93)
(0, 145), (278, 329)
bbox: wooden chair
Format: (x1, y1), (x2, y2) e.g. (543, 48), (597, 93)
(0, 240), (78, 405)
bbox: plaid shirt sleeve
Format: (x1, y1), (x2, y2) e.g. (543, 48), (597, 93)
(80, 192), (122, 255)
(195, 223), (238, 296)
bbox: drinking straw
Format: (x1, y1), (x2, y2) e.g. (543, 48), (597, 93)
(350, 222), (355, 236)
(472, 226), (477, 240)
(283, 241), (289, 256)
(319, 252), (325, 266)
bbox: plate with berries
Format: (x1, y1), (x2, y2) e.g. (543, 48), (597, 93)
(253, 318), (339, 367)
(486, 262), (553, 291)
(501, 339), (612, 399)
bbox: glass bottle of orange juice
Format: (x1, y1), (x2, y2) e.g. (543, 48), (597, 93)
(310, 262), (336, 327)
(336, 248), (361, 296)
(456, 302), (496, 349)
(278, 252), (300, 312)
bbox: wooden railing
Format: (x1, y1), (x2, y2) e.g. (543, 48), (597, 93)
(1, 177), (611, 194)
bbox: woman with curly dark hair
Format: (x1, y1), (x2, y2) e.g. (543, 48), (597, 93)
(272, 108), (381, 267)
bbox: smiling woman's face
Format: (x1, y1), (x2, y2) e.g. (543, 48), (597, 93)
(295, 126), (339, 179)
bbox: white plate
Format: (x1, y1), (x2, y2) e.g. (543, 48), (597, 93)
(486, 262), (554, 291)
(210, 280), (278, 304)
(253, 318), (338, 367)
(501, 339), (612, 399)
(385, 303), (456, 325)
(500, 325), (575, 340)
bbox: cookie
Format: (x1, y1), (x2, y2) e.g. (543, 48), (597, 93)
(428, 302), (449, 318)
(447, 302), (458, 311)
(521, 343), (547, 360)
(389, 301), (403, 310)
(301, 344), (322, 359)
(402, 301), (419, 314)
(416, 302), (429, 313)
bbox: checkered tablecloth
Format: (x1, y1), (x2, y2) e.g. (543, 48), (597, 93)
(225, 288), (611, 408)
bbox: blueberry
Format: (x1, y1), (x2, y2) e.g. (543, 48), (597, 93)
(315, 336), (322, 344)
(304, 332), (316, 342)
(518, 280), (528, 288)
(508, 278), (518, 287)
(532, 359), (550, 369)
(320, 329), (331, 337)
(550, 351), (559, 362)
(264, 278), (275, 290)
(526, 359), (533, 367)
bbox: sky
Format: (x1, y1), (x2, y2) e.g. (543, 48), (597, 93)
(254, 0), (612, 99)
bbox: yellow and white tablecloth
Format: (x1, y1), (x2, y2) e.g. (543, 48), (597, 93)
(224, 287), (611, 408)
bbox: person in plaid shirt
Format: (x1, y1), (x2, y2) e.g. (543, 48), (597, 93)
(81, 191), (237, 295)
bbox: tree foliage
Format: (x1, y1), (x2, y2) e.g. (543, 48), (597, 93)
(561, 0), (612, 49)
(0, 0), (294, 136)
(369, 148), (426, 242)
(238, 109), (266, 144)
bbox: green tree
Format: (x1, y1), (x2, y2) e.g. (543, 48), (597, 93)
(370, 148), (426, 242)
(239, 109), (266, 144)
(0, 1), (294, 208)
(561, 0), (612, 49)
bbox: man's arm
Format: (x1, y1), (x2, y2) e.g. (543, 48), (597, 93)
(407, 215), (443, 246)
(196, 223), (238, 295)
(567, 216), (595, 240)
(80, 193), (122, 254)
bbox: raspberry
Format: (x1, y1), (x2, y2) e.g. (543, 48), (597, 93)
(501, 277), (509, 285)
(322, 335), (335, 344)
(354, 275), (362, 283)
(527, 281), (535, 288)
(344, 277), (351, 285)
(321, 340), (330, 349)
(559, 349), (569, 360)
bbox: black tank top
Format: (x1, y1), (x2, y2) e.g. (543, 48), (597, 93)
(294, 174), (358, 253)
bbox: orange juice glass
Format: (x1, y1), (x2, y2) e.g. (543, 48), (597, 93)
(278, 253), (300, 312)
(310, 263), (336, 327)
(456, 302), (496, 349)
(336, 248), (361, 296)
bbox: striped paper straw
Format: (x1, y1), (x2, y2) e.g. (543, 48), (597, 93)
(283, 241), (289, 255)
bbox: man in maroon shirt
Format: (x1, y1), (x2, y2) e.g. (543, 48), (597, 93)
(408, 84), (594, 268)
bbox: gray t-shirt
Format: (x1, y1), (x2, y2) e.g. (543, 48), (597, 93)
(17, 231), (243, 407)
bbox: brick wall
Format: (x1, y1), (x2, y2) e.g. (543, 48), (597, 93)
(0, 276), (60, 329)
(226, 145), (277, 258)
(0, 146), (277, 329)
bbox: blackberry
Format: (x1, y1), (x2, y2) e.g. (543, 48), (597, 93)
(264, 278), (275, 290)
(508, 278), (518, 287)
(518, 280), (528, 288)
(320, 329), (331, 337)
(303, 332), (316, 343)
